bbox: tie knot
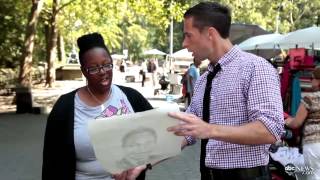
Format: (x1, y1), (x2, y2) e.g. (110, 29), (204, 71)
(206, 63), (221, 85)
(214, 63), (221, 72)
(208, 63), (221, 77)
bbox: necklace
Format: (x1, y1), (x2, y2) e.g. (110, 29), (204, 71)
(86, 86), (112, 105)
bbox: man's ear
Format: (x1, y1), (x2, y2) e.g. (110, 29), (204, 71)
(207, 27), (219, 40)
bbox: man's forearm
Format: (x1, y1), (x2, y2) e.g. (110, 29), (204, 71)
(210, 120), (277, 145)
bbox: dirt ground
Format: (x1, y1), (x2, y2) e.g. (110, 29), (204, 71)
(0, 80), (85, 113)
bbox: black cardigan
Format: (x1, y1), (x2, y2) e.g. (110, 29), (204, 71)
(42, 85), (153, 180)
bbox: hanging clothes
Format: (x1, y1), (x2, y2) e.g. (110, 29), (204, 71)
(280, 59), (292, 113)
(280, 60), (291, 99)
(290, 72), (302, 116)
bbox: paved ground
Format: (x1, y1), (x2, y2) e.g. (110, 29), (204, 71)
(0, 113), (200, 180)
(0, 77), (200, 180)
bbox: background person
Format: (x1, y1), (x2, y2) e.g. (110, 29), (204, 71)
(167, 2), (284, 180)
(178, 70), (188, 104)
(140, 60), (147, 87)
(42, 33), (152, 180)
(119, 60), (126, 72)
(186, 59), (200, 106)
(285, 67), (320, 180)
(147, 59), (157, 87)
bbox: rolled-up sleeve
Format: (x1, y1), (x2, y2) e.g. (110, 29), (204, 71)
(184, 105), (197, 145)
(185, 136), (196, 145)
(247, 63), (284, 141)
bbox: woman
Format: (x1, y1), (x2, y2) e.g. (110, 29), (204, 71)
(285, 67), (320, 180)
(42, 33), (152, 180)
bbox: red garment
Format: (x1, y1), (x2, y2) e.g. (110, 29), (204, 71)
(182, 83), (187, 97)
(280, 61), (291, 99)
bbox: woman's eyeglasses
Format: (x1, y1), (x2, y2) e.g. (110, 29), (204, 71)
(85, 64), (113, 75)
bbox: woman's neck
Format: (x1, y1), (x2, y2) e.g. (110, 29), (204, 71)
(86, 85), (111, 105)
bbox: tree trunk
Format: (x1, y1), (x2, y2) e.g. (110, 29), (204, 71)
(45, 24), (50, 59)
(18, 0), (44, 87)
(45, 0), (60, 87)
(58, 32), (66, 63)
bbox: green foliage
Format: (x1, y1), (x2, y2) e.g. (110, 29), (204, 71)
(57, 0), (188, 61)
(2, 0), (320, 69)
(127, 24), (148, 61)
(279, 0), (320, 31)
(0, 1), (30, 68)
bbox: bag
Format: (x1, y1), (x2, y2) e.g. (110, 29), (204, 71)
(289, 48), (314, 70)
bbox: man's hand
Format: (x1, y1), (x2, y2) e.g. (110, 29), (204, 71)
(167, 112), (278, 145)
(167, 112), (213, 139)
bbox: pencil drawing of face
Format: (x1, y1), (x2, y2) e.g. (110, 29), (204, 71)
(122, 127), (157, 163)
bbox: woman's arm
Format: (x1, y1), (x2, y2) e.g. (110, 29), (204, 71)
(285, 103), (308, 129)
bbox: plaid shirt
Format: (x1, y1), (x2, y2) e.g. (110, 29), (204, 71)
(186, 46), (284, 169)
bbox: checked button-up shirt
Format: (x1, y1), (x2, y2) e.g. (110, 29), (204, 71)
(186, 46), (284, 169)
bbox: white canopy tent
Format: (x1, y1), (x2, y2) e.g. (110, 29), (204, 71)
(165, 49), (193, 73)
(278, 26), (320, 49)
(111, 54), (126, 60)
(238, 33), (284, 50)
(171, 48), (193, 60)
(143, 49), (166, 55)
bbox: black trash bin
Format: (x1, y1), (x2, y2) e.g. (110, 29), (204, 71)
(15, 86), (33, 114)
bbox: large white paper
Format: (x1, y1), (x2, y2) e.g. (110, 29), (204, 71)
(88, 103), (183, 173)
(270, 146), (305, 167)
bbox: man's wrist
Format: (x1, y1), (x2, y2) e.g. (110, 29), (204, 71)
(209, 124), (218, 139)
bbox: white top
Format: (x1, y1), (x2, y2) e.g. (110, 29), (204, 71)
(74, 85), (134, 180)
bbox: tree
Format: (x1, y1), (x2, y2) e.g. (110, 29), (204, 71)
(18, 0), (44, 87)
(126, 24), (148, 61)
(44, 0), (59, 87)
(0, 1), (31, 69)
(12, 0), (319, 90)
(280, 0), (320, 31)
(58, 0), (188, 62)
(42, 0), (78, 87)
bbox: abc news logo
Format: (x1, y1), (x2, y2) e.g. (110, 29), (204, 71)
(285, 163), (314, 176)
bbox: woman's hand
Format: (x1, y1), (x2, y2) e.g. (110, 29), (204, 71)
(112, 171), (128, 180)
(125, 165), (146, 180)
(285, 103), (308, 129)
(112, 165), (146, 180)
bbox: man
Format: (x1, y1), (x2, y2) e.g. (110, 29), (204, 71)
(186, 59), (200, 106)
(140, 60), (147, 87)
(148, 59), (157, 87)
(167, 2), (284, 180)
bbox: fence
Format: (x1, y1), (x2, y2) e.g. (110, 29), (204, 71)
(0, 68), (17, 95)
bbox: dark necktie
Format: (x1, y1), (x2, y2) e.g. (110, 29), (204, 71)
(200, 63), (221, 172)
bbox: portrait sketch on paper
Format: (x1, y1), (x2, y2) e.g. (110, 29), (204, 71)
(116, 127), (163, 169)
(88, 104), (183, 173)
